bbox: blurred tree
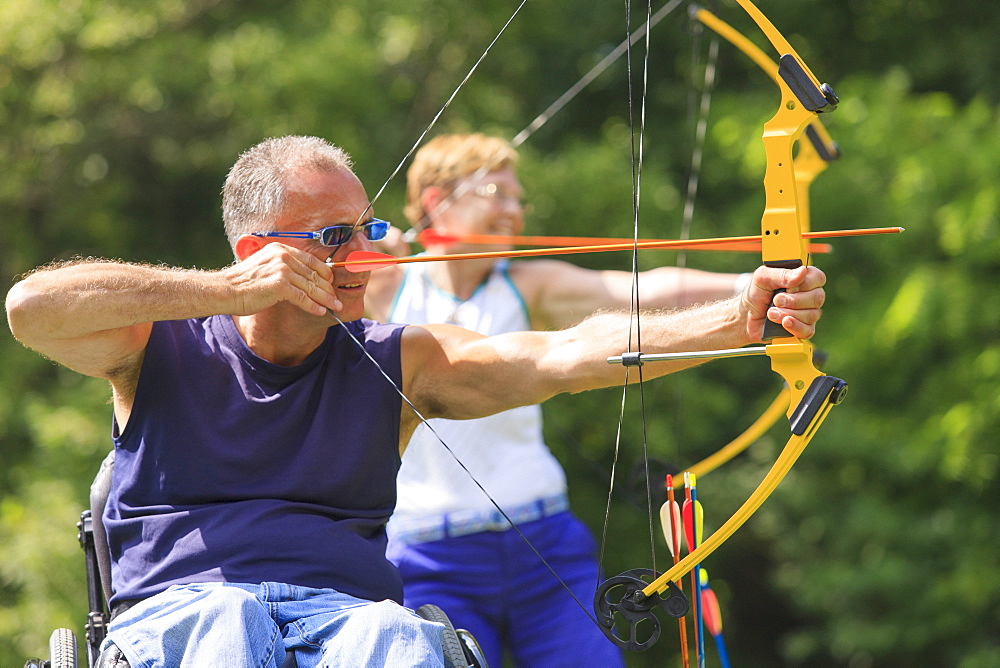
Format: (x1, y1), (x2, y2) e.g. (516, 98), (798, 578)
(1, 0), (996, 665)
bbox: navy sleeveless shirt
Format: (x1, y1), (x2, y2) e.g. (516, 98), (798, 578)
(106, 315), (406, 606)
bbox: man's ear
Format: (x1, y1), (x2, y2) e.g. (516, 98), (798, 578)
(234, 234), (266, 261)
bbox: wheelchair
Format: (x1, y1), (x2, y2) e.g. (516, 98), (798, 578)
(25, 451), (487, 668)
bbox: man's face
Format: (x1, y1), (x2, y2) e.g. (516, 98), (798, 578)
(436, 166), (526, 250)
(278, 167), (376, 321)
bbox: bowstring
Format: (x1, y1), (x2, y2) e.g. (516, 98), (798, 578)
(597, 0), (658, 589)
(352, 0), (531, 230)
(402, 0), (685, 242)
(679, 10), (721, 267)
(512, 0), (684, 148)
(669, 5), (721, 472)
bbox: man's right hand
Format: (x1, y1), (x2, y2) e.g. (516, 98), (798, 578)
(225, 241), (341, 316)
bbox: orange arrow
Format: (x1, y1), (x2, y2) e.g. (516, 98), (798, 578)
(331, 226), (903, 272)
(417, 229), (833, 254)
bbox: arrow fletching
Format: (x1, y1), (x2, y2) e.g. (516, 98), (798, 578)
(659, 500), (683, 558)
(701, 585), (724, 637)
(683, 499), (705, 554)
(332, 251), (400, 273)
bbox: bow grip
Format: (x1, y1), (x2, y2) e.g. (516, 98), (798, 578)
(762, 259), (803, 340)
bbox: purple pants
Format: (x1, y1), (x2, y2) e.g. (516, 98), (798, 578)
(387, 511), (625, 668)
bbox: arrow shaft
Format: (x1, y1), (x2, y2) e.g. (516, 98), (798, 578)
(333, 227), (903, 270)
(421, 230), (833, 253)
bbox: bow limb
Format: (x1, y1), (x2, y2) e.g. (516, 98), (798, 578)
(683, 386), (789, 478)
(639, 384), (842, 599)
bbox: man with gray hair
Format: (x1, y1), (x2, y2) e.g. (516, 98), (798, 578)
(6, 135), (827, 667)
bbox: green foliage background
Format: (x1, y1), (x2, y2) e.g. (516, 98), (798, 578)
(1, 0), (997, 665)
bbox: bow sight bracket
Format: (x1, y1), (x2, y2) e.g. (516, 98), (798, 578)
(594, 568), (689, 652)
(777, 54), (839, 112)
(789, 374), (848, 435)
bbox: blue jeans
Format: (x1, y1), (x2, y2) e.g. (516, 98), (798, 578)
(387, 511), (624, 668)
(101, 581), (445, 667)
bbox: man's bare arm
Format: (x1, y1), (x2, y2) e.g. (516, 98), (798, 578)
(5, 244), (340, 380)
(403, 265), (825, 422)
(516, 259), (742, 331)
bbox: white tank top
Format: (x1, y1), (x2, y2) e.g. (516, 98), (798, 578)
(386, 260), (567, 522)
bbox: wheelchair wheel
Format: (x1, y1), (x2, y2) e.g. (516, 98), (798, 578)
(415, 604), (470, 668)
(49, 628), (78, 668)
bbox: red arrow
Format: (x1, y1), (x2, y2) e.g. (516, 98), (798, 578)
(330, 227), (903, 272)
(418, 228), (833, 254)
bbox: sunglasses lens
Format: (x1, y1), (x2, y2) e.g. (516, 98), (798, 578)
(366, 221), (389, 241)
(320, 226), (351, 246)
(318, 221), (389, 246)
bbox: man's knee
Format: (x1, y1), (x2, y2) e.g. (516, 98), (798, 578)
(358, 600), (428, 629)
(194, 585), (262, 614)
(186, 586), (276, 641)
(105, 585), (280, 665)
(330, 601), (445, 666)
(338, 600), (445, 650)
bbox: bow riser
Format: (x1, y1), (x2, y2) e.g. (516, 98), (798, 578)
(736, 0), (839, 341)
(759, 70), (833, 341)
(760, 110), (813, 269)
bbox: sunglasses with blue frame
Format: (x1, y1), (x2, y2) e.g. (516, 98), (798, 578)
(250, 219), (390, 247)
